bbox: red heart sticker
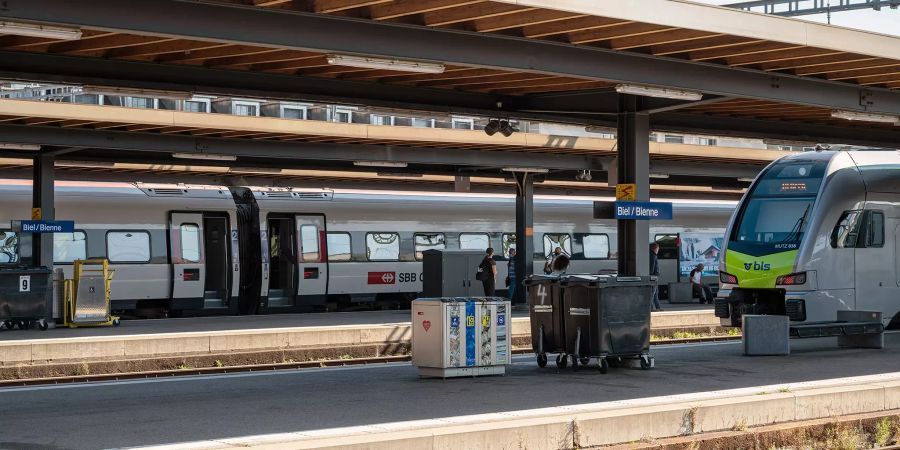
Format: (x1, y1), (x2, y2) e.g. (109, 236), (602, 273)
(422, 320), (431, 332)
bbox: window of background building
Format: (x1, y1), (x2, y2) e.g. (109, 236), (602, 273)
(699, 137), (717, 146)
(183, 99), (210, 113)
(451, 117), (474, 130)
(371, 115), (394, 126)
(664, 134), (684, 144)
(333, 108), (353, 123)
(412, 118), (434, 128)
(282, 106), (307, 120)
(233, 101), (259, 116)
(126, 97), (155, 109)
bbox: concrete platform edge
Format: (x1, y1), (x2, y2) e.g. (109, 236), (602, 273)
(130, 372), (900, 450)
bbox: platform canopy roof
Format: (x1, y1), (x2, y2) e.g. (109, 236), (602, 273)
(0, 0), (898, 158)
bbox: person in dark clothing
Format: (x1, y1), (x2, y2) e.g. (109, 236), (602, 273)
(506, 248), (517, 300)
(689, 263), (714, 304)
(551, 254), (570, 274)
(649, 243), (662, 311)
(479, 247), (497, 296)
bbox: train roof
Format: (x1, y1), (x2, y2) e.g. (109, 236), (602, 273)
(0, 179), (737, 209)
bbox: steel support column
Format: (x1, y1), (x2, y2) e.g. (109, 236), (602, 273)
(32, 153), (54, 268)
(616, 95), (650, 277)
(513, 172), (534, 305)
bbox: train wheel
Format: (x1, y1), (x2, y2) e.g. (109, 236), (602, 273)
(599, 358), (609, 374)
(555, 354), (568, 369)
(536, 353), (547, 368)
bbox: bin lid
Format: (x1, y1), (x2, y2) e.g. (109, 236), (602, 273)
(559, 274), (611, 286)
(523, 274), (562, 285)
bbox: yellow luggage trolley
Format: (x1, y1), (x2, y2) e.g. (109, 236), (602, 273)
(63, 259), (120, 328)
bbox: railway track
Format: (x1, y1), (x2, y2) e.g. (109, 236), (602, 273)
(0, 335), (740, 388)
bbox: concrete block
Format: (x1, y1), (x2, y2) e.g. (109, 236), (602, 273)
(31, 339), (125, 362)
(209, 332), (290, 353)
(794, 384), (886, 420)
(575, 404), (694, 446)
(124, 336), (211, 358)
(0, 344), (34, 365)
(510, 318), (531, 336)
(694, 394), (796, 433)
(743, 315), (789, 356)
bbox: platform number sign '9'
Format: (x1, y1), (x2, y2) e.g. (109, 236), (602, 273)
(19, 275), (30, 292)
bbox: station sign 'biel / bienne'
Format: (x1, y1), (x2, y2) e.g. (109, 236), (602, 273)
(19, 220), (75, 233)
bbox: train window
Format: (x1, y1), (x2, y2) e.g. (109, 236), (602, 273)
(502, 233), (516, 258)
(414, 233), (445, 260)
(300, 225), (320, 262)
(459, 233), (489, 251)
(582, 234), (610, 259)
(327, 232), (351, 262)
(180, 224), (201, 263)
(543, 234), (572, 258)
(54, 231), (87, 263)
(831, 211), (861, 248)
(865, 211), (885, 248)
(366, 233), (400, 261)
(106, 231), (151, 263)
(0, 230), (19, 264)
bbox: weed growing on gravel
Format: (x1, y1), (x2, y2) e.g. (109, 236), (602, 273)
(875, 417), (893, 446)
(214, 360), (223, 368)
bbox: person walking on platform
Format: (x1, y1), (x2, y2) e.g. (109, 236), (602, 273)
(478, 247), (497, 296)
(649, 243), (663, 311)
(690, 263), (714, 304)
(506, 248), (517, 301)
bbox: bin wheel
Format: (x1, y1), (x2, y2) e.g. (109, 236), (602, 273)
(113, 318), (121, 327)
(37, 320), (48, 331)
(536, 353), (547, 368)
(2, 321), (11, 330)
(18, 321), (29, 330)
(599, 358), (609, 374)
(555, 354), (568, 369)
(640, 355), (651, 370)
(579, 357), (590, 366)
(571, 354), (579, 372)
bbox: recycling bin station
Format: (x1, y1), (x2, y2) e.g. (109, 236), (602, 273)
(411, 297), (511, 378)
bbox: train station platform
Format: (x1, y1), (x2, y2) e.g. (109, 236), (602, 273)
(0, 333), (896, 449)
(0, 305), (716, 367)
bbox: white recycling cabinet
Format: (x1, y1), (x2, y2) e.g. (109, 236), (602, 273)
(411, 297), (512, 378)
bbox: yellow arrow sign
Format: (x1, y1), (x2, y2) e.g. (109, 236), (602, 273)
(615, 184), (636, 201)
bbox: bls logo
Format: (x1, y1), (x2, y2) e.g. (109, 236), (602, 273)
(744, 261), (771, 271)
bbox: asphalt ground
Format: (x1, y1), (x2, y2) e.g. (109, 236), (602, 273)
(0, 332), (895, 449)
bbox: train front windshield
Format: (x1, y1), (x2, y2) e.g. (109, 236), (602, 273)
(732, 160), (828, 252)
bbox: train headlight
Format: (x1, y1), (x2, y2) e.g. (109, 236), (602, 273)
(776, 272), (807, 286)
(719, 271), (738, 284)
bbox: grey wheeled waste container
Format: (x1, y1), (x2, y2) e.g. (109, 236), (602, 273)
(0, 267), (53, 331)
(523, 274), (568, 369)
(560, 275), (653, 373)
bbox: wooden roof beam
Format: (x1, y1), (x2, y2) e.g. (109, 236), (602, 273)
(827, 64), (900, 81)
(610, 30), (724, 51)
(314, 0), (393, 14)
(253, 55), (329, 71)
(794, 58), (897, 76)
(48, 34), (174, 54)
(206, 50), (318, 68)
(105, 40), (229, 59)
(469, 10), (587, 33)
(156, 45), (277, 64)
(369, 0), (486, 20)
(689, 42), (805, 62)
(424, 3), (534, 27)
(568, 23), (679, 45)
(651, 36), (765, 57)
(727, 49), (845, 67)
(522, 16), (632, 39)
(417, 73), (560, 88)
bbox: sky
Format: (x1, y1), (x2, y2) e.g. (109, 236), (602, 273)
(694, 0), (900, 36)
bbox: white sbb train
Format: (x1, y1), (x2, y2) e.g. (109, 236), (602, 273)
(0, 181), (733, 316)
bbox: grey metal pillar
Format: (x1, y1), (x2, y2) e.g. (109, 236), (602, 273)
(616, 95), (650, 277)
(32, 154), (55, 268)
(513, 172), (534, 304)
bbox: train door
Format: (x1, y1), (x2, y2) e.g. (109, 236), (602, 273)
(170, 213), (205, 307)
(854, 210), (890, 312)
(169, 212), (231, 310)
(895, 225), (900, 288)
(295, 214), (328, 304)
(266, 215), (296, 307)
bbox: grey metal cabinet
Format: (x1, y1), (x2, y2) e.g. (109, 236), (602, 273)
(422, 250), (486, 297)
